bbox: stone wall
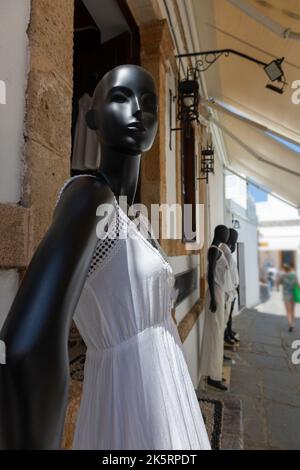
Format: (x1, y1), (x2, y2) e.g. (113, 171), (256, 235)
(0, 0), (74, 274)
(23, 0), (74, 257)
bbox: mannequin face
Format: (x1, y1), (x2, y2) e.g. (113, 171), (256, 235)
(88, 65), (158, 155)
(227, 229), (238, 252)
(214, 225), (230, 244)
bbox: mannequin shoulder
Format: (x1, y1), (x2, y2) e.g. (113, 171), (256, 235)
(208, 245), (221, 261)
(53, 176), (115, 221)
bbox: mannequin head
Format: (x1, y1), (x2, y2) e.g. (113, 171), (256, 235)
(86, 65), (158, 156)
(214, 225), (230, 244)
(227, 228), (238, 253)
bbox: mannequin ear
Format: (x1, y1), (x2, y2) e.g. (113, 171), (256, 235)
(86, 109), (98, 130)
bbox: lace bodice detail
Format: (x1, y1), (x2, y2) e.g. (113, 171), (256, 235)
(55, 175), (129, 277)
(55, 175), (177, 313)
(55, 175), (176, 349)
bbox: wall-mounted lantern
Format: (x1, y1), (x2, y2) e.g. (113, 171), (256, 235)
(170, 71), (200, 142)
(198, 144), (215, 184)
(177, 78), (200, 125)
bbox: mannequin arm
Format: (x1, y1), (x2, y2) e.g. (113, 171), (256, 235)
(207, 248), (218, 313)
(0, 177), (113, 449)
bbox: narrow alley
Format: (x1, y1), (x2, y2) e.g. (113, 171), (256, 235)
(203, 292), (300, 450)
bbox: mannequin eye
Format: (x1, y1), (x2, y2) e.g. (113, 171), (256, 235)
(111, 93), (127, 103)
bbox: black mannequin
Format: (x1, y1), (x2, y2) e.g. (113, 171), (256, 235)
(207, 225), (230, 313)
(224, 228), (240, 343)
(0, 65), (158, 449)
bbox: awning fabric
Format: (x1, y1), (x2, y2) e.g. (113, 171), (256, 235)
(191, 0), (300, 207)
(210, 109), (300, 207)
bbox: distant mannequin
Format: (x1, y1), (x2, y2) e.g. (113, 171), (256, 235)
(221, 229), (240, 344)
(199, 225), (232, 391)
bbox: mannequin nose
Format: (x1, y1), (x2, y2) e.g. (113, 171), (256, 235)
(133, 109), (143, 120)
(132, 96), (143, 120)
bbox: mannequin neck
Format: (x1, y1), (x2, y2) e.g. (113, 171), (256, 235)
(97, 146), (141, 206)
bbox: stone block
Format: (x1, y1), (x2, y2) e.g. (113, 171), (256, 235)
(29, 0), (74, 83)
(0, 204), (31, 268)
(26, 67), (72, 159)
(23, 140), (70, 253)
(140, 20), (174, 62)
(126, 0), (162, 26)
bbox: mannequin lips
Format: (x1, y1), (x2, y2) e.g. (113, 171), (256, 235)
(127, 122), (146, 132)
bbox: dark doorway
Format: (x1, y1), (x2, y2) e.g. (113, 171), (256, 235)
(68, 0), (140, 382)
(281, 250), (296, 269)
(71, 0), (141, 197)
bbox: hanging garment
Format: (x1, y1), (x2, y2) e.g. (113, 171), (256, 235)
(220, 243), (239, 323)
(55, 174), (211, 451)
(199, 245), (232, 381)
(71, 93), (101, 171)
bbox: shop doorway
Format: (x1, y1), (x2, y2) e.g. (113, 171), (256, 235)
(71, 0), (141, 194)
(280, 250), (296, 269)
(68, 0), (140, 381)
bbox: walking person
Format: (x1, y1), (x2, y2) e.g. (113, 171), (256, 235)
(277, 264), (299, 332)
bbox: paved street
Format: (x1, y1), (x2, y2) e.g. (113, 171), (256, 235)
(227, 291), (300, 450)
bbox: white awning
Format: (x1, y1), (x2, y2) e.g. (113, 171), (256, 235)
(191, 0), (300, 207)
(208, 105), (300, 206)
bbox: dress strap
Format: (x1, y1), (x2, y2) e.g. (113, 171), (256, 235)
(210, 244), (223, 254)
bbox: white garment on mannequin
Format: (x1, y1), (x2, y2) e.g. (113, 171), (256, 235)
(72, 93), (101, 171)
(220, 243), (239, 323)
(199, 245), (232, 381)
(56, 175), (211, 450)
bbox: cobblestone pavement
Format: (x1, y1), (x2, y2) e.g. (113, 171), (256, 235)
(226, 291), (300, 450)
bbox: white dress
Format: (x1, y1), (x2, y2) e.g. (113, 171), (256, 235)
(199, 245), (232, 382)
(220, 243), (239, 323)
(56, 175), (211, 451)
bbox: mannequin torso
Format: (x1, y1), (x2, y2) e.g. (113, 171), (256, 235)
(0, 65), (158, 449)
(207, 225), (230, 312)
